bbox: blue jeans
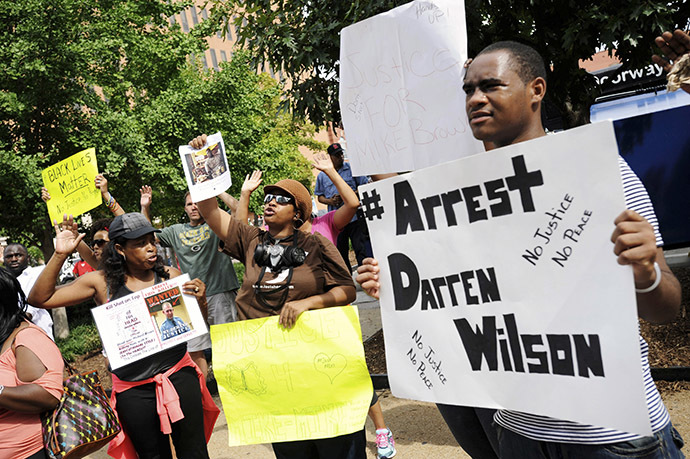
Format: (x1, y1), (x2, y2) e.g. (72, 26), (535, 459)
(497, 422), (684, 458)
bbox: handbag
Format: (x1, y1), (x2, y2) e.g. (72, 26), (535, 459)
(41, 359), (121, 459)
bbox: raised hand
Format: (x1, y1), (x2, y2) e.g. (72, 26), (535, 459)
(53, 215), (85, 256)
(41, 187), (51, 202)
(140, 185), (153, 208)
(189, 134), (207, 150)
(95, 174), (109, 195)
(311, 153), (335, 172)
(242, 170), (263, 194)
(653, 30), (690, 71)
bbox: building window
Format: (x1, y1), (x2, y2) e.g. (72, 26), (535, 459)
(180, 11), (189, 33)
(226, 20), (234, 41)
(190, 8), (199, 25)
(220, 50), (227, 61)
(201, 53), (208, 69)
(169, 15), (176, 26)
(210, 49), (219, 70)
(201, 8), (208, 20)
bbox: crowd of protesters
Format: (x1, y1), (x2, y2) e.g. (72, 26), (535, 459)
(0, 28), (688, 459)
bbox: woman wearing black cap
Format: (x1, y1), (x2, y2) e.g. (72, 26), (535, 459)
(28, 213), (217, 459)
(190, 135), (363, 458)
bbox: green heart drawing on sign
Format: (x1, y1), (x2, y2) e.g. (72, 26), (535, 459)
(314, 353), (347, 383)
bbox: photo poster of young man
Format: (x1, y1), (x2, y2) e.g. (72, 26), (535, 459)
(179, 131), (232, 202)
(145, 284), (194, 344)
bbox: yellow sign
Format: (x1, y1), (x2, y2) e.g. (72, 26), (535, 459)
(41, 148), (100, 223)
(211, 306), (373, 446)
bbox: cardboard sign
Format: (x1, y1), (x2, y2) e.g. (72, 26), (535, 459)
(41, 148), (101, 223)
(211, 306), (372, 446)
(179, 132), (232, 202)
(359, 121), (652, 436)
(339, 0), (483, 175)
(91, 274), (208, 370)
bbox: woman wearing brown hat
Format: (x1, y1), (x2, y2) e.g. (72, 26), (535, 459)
(28, 212), (218, 459)
(190, 135), (363, 458)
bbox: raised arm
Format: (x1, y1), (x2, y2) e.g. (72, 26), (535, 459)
(139, 185), (152, 221)
(611, 210), (681, 323)
(236, 170), (263, 223)
(218, 192), (239, 215)
(27, 219), (100, 309)
(312, 153), (359, 230)
(42, 190), (98, 269)
(95, 174), (125, 217)
(652, 29), (690, 94)
(189, 135), (234, 240)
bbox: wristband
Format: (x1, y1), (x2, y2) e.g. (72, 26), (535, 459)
(635, 262), (662, 294)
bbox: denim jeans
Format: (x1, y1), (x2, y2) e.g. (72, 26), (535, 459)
(497, 421), (685, 458)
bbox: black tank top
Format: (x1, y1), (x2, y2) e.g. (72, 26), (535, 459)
(109, 272), (187, 381)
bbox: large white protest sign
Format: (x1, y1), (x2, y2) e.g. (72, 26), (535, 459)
(339, 0), (484, 175)
(91, 274), (208, 370)
(179, 132), (232, 202)
(360, 121), (651, 435)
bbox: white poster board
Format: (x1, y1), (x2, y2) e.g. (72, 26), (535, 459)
(92, 274), (208, 370)
(179, 132), (232, 202)
(339, 0), (484, 176)
(360, 121), (651, 435)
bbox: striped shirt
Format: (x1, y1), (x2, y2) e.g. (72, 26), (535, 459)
(494, 156), (669, 444)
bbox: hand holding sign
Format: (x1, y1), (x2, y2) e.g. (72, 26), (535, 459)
(180, 132), (231, 202)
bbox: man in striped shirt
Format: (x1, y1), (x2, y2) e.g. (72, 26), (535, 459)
(465, 41), (683, 458)
(358, 39), (685, 458)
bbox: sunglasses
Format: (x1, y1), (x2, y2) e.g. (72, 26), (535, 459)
(264, 194), (294, 205)
(92, 239), (108, 248)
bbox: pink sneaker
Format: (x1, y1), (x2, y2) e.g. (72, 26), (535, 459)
(375, 428), (396, 459)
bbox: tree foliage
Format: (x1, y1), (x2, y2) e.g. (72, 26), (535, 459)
(0, 0), (314, 256)
(208, 0), (689, 128)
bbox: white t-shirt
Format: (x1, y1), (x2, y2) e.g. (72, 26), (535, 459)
(17, 265), (54, 340)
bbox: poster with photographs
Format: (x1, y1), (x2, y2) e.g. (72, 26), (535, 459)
(91, 274), (208, 370)
(179, 131), (232, 202)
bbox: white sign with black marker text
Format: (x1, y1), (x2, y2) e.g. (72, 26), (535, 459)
(339, 0), (484, 176)
(360, 121), (651, 436)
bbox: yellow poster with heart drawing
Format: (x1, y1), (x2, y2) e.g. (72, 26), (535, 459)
(210, 305), (373, 446)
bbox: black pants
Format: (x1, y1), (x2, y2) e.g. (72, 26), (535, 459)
(25, 449), (48, 459)
(436, 404), (499, 459)
(272, 428), (367, 459)
(336, 219), (372, 270)
(115, 366), (209, 459)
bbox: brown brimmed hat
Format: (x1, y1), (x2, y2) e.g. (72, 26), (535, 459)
(264, 179), (312, 222)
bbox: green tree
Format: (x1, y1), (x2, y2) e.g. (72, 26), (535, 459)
(208, 0), (688, 128)
(1, 0), (315, 336)
(0, 0), (205, 258)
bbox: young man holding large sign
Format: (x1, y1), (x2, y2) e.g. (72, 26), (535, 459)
(357, 41), (683, 458)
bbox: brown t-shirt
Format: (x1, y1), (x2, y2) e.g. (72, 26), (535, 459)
(222, 217), (354, 319)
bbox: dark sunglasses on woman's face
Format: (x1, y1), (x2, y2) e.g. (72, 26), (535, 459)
(92, 239), (108, 248)
(264, 194), (293, 205)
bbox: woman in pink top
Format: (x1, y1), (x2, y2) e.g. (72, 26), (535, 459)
(0, 267), (64, 459)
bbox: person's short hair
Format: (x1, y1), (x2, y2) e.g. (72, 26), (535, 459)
(4, 242), (27, 254)
(477, 41), (547, 84)
(184, 191), (191, 203)
(89, 218), (113, 240)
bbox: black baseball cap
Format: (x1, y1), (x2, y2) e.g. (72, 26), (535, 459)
(327, 143), (344, 156)
(109, 213), (161, 240)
